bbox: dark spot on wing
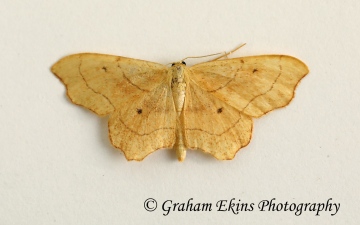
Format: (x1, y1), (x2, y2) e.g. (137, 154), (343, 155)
(253, 68), (258, 73)
(217, 107), (223, 113)
(102, 66), (107, 72)
(137, 109), (142, 114)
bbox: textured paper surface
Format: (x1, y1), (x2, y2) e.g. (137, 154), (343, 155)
(1, 0), (359, 224)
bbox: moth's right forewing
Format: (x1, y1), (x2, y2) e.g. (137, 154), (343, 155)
(189, 55), (309, 118)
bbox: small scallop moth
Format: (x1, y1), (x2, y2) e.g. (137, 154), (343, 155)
(51, 48), (308, 162)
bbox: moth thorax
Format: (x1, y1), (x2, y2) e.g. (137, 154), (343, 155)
(170, 66), (186, 115)
(171, 65), (185, 84)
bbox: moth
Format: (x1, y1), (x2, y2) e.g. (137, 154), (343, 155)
(51, 50), (308, 161)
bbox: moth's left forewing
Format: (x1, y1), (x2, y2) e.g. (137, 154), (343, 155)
(52, 53), (177, 160)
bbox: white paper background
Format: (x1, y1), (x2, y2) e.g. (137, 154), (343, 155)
(1, 0), (359, 224)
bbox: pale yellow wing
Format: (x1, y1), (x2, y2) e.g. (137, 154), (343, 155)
(183, 55), (308, 160)
(183, 80), (253, 160)
(51, 53), (176, 160)
(189, 55), (309, 118)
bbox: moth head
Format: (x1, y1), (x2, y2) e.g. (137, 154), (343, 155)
(171, 61), (186, 67)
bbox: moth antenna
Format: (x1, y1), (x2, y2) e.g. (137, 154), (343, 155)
(167, 52), (224, 66)
(210, 43), (246, 61)
(180, 52), (223, 62)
